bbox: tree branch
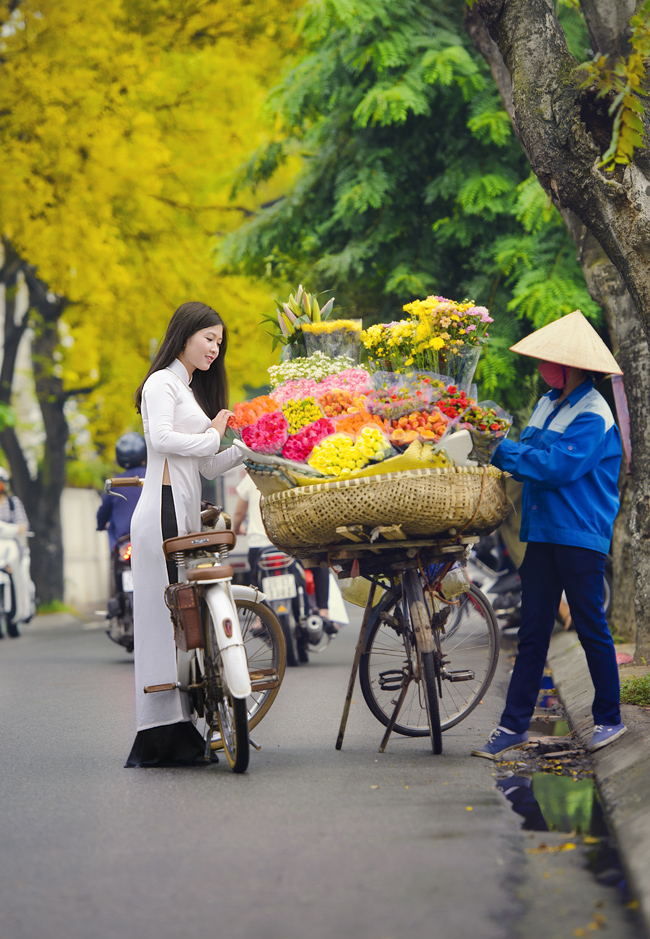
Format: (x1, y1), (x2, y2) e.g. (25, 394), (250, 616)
(580, 0), (636, 58)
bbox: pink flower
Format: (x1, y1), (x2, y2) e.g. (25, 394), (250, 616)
(242, 411), (289, 455)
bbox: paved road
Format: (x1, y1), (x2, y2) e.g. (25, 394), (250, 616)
(0, 611), (641, 939)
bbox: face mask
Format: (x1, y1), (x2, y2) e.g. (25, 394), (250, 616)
(538, 361), (567, 389)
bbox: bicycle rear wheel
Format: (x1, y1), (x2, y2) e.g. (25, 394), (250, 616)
(359, 583), (499, 736)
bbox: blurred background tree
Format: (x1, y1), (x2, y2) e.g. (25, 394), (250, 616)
(0, 0), (300, 600)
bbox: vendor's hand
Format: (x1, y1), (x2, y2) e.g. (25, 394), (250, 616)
(211, 409), (234, 437)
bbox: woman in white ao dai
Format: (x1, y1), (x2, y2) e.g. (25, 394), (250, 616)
(125, 301), (242, 767)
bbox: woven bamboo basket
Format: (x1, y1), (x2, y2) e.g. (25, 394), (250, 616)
(260, 466), (507, 550)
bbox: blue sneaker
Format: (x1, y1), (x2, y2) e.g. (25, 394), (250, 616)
(588, 723), (627, 752)
(471, 728), (529, 760)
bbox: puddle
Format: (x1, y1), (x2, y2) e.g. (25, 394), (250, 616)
(495, 674), (636, 909)
(497, 772), (595, 833)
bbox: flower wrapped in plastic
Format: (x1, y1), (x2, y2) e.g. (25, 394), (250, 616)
(318, 388), (367, 419)
(458, 400), (512, 464)
(282, 397), (324, 434)
(241, 411), (289, 455)
(307, 426), (394, 477)
(432, 384), (476, 422)
(302, 319), (363, 361)
(333, 412), (388, 435)
(281, 418), (336, 462)
(355, 425), (394, 462)
(364, 383), (432, 422)
(308, 432), (367, 477)
(268, 351), (357, 389)
(388, 409), (450, 447)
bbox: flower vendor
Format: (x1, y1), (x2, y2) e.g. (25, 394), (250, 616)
(472, 310), (626, 760)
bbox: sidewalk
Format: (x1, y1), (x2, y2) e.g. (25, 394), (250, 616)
(548, 631), (650, 935)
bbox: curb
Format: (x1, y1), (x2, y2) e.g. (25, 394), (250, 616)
(548, 631), (650, 935)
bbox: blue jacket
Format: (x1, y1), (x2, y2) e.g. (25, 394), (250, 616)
(491, 380), (621, 554)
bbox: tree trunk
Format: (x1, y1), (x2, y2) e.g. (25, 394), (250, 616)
(467, 0), (650, 346)
(465, 4), (650, 659)
(0, 239), (69, 604)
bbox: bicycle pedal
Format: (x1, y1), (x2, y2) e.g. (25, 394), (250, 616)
(378, 668), (407, 691)
(444, 669), (475, 682)
(143, 682), (180, 694)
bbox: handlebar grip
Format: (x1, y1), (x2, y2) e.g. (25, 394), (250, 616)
(107, 477), (143, 488)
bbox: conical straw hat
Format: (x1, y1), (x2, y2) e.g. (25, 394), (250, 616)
(509, 310), (622, 375)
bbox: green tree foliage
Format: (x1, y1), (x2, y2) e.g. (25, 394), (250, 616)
(223, 0), (602, 418)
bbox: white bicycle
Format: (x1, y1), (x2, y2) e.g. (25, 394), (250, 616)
(105, 478), (286, 773)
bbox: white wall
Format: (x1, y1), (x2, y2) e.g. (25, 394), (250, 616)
(61, 488), (110, 610)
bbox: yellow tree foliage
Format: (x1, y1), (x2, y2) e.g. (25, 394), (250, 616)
(0, 0), (301, 456)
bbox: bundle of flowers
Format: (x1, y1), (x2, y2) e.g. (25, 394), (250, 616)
(241, 411), (289, 455)
(270, 368), (371, 407)
(318, 389), (367, 418)
(335, 412), (388, 435)
(364, 384), (433, 421)
(458, 401), (512, 464)
(282, 397), (324, 434)
(388, 409), (449, 446)
(302, 318), (363, 359)
(281, 418), (336, 462)
(432, 385), (474, 422)
(230, 395), (278, 433)
(308, 427), (392, 477)
(361, 296), (493, 380)
(268, 352), (357, 389)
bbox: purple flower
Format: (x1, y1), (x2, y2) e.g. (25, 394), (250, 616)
(465, 324), (477, 331)
(469, 305), (489, 317)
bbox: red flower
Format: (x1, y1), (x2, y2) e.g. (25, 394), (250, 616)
(490, 422), (500, 431)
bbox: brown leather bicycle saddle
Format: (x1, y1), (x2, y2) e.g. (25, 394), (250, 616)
(163, 529), (237, 557)
(186, 565), (233, 582)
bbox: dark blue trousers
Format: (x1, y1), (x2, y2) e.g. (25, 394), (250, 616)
(500, 542), (621, 734)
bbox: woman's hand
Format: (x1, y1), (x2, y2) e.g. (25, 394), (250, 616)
(211, 409), (234, 437)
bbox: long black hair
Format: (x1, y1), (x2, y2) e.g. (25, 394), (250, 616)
(135, 301), (229, 419)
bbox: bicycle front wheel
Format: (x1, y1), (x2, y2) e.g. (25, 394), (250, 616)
(204, 606), (250, 774)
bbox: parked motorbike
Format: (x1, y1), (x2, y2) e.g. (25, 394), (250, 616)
(105, 533), (135, 653)
(254, 546), (334, 667)
(466, 531), (613, 631)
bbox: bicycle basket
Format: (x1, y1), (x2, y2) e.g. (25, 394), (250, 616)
(165, 583), (203, 651)
(260, 466), (507, 550)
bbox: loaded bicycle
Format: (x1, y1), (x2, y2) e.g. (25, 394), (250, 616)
(105, 476), (286, 772)
(258, 463), (505, 755)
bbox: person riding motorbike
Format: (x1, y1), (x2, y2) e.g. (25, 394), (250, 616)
(96, 432), (147, 549)
(0, 467), (36, 638)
